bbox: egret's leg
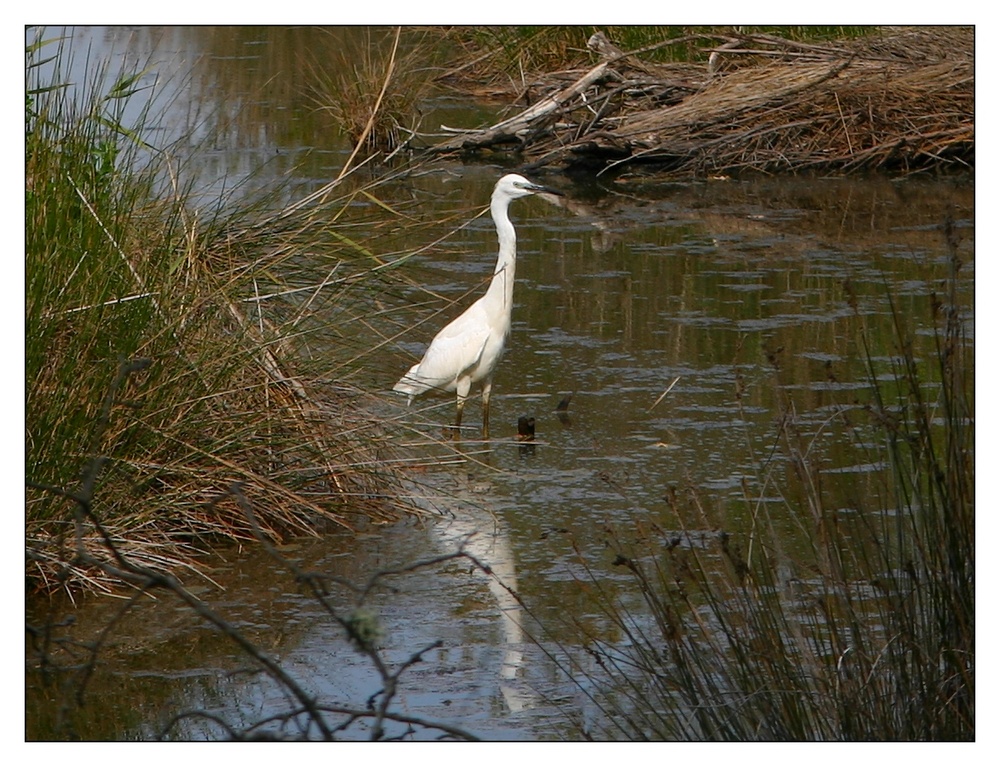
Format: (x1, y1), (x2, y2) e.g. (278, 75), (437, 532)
(481, 379), (493, 440)
(454, 379), (472, 439)
(453, 397), (466, 440)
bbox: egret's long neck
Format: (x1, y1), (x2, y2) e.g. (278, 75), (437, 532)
(487, 194), (517, 311)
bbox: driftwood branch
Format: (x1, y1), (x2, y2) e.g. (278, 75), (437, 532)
(430, 61), (609, 151)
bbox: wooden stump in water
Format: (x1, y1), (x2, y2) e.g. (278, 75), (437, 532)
(517, 416), (536, 441)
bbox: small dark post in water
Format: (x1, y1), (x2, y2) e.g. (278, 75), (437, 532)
(517, 416), (536, 441)
(517, 415), (536, 456)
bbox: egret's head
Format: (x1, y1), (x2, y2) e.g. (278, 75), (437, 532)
(493, 173), (563, 202)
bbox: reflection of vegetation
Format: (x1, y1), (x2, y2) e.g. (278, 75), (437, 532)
(553, 225), (973, 739)
(25, 31), (413, 594)
(26, 472), (482, 740)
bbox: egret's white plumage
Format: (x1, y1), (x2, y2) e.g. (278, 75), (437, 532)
(394, 173), (561, 438)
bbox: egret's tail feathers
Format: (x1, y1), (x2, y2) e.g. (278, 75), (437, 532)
(393, 365), (429, 405)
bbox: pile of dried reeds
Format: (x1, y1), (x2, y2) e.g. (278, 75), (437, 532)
(429, 26), (973, 176)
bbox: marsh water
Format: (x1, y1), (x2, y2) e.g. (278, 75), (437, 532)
(26, 27), (974, 740)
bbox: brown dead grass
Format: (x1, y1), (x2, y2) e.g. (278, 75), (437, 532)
(430, 26), (973, 177)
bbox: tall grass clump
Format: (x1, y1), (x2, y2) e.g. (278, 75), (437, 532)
(308, 27), (438, 160)
(555, 225), (973, 740)
(26, 32), (411, 595)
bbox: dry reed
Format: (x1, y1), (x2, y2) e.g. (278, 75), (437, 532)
(430, 27), (973, 177)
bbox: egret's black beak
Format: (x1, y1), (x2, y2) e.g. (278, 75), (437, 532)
(530, 183), (564, 197)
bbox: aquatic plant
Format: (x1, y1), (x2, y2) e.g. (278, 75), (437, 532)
(307, 26), (438, 163)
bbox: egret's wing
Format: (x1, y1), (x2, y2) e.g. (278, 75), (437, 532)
(404, 302), (492, 391)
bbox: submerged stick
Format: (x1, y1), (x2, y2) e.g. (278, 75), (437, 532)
(648, 376), (680, 413)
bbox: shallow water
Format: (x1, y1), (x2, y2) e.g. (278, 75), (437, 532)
(26, 26), (974, 741)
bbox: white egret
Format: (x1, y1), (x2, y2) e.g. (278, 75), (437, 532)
(394, 173), (562, 439)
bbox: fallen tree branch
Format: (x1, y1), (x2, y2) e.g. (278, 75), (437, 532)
(429, 61), (609, 151)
